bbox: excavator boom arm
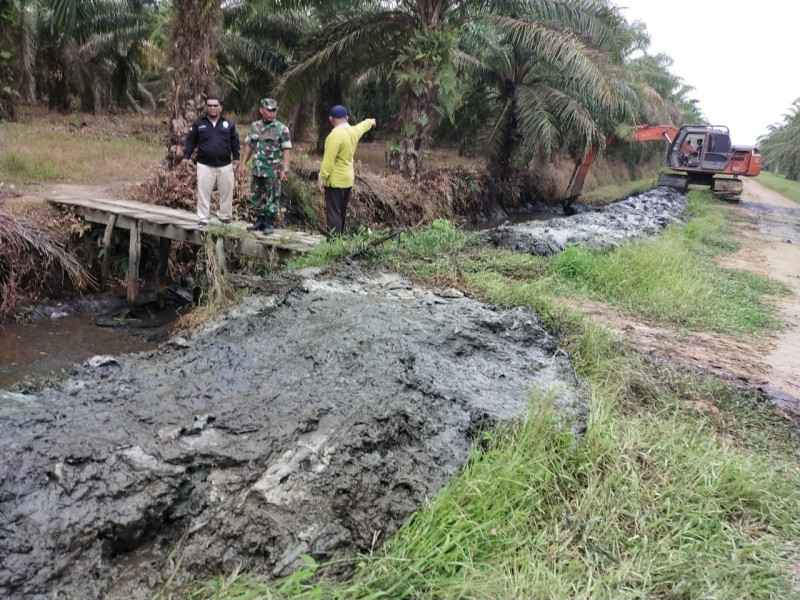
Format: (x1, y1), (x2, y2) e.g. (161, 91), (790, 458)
(562, 126), (679, 211)
(630, 125), (679, 143)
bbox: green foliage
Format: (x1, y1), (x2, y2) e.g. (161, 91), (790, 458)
(544, 234), (784, 335)
(0, 0), (21, 119)
(758, 98), (800, 181)
(433, 64), (459, 123)
(524, 191), (785, 335)
(285, 226), (388, 269)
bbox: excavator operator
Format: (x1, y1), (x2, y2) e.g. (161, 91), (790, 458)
(680, 138), (694, 165)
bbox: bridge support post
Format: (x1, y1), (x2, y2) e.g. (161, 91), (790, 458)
(155, 237), (172, 308)
(100, 214), (117, 287)
(127, 219), (142, 305)
(215, 237), (228, 275)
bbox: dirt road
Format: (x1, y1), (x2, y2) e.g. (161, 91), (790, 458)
(720, 179), (800, 405)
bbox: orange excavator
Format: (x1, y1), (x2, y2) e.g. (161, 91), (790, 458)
(562, 124), (762, 212)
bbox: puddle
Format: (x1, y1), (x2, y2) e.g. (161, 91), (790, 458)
(0, 313), (166, 389)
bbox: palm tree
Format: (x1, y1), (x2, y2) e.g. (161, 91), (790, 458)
(459, 5), (639, 180)
(233, 0), (368, 149)
(0, 0), (22, 119)
(218, 2), (310, 116)
(278, 0), (637, 180)
(759, 98), (800, 181)
(22, 0), (159, 113)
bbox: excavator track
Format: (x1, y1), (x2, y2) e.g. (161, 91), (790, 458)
(712, 177), (743, 202)
(657, 173), (688, 192)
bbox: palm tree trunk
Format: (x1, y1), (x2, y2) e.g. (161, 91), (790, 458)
(388, 74), (436, 180)
(17, 0), (36, 104)
(164, 0), (221, 169)
(314, 75), (343, 154)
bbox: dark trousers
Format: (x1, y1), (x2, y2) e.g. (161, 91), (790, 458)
(324, 186), (352, 235)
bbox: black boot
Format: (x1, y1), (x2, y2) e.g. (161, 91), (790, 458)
(247, 216), (266, 231)
(262, 216), (275, 234)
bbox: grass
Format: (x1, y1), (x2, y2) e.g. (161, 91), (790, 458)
(182, 187), (800, 600)
(756, 171), (800, 202)
(0, 120), (163, 186)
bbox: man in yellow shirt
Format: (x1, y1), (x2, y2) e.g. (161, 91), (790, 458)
(316, 105), (376, 235)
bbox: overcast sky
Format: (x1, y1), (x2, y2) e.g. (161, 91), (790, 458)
(617, 0), (797, 146)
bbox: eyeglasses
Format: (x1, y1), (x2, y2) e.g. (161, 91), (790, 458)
(264, 108), (277, 112)
(206, 104), (220, 108)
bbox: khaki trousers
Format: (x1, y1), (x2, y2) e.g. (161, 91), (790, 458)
(197, 163), (234, 221)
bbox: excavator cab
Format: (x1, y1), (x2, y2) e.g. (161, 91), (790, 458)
(668, 126), (733, 171)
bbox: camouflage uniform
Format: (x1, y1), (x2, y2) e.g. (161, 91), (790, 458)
(245, 117), (292, 218)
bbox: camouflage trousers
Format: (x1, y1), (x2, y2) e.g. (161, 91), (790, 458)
(250, 175), (282, 217)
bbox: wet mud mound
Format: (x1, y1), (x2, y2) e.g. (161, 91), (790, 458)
(484, 186), (688, 255)
(0, 270), (588, 599)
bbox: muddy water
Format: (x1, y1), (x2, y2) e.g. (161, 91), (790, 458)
(0, 315), (156, 388)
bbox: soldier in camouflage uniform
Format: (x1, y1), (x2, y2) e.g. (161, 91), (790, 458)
(239, 98), (292, 232)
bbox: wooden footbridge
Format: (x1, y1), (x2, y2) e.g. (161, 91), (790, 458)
(47, 195), (325, 304)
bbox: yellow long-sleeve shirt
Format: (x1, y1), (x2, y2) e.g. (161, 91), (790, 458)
(318, 119), (374, 188)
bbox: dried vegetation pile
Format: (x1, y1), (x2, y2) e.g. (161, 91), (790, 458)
(125, 163), (255, 220)
(0, 195), (96, 320)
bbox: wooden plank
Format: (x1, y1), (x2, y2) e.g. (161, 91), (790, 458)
(68, 207), (205, 244)
(49, 199), (198, 229)
(128, 219), (142, 305)
(49, 197), (325, 256)
(49, 197), (199, 223)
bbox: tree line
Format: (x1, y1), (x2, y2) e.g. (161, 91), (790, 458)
(1, 0), (795, 181)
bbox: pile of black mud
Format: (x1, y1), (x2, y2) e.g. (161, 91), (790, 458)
(485, 186), (688, 255)
(0, 269), (589, 599)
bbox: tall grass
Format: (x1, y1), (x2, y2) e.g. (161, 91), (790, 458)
(183, 193), (800, 599)
(0, 121), (163, 185)
(385, 193), (788, 336)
